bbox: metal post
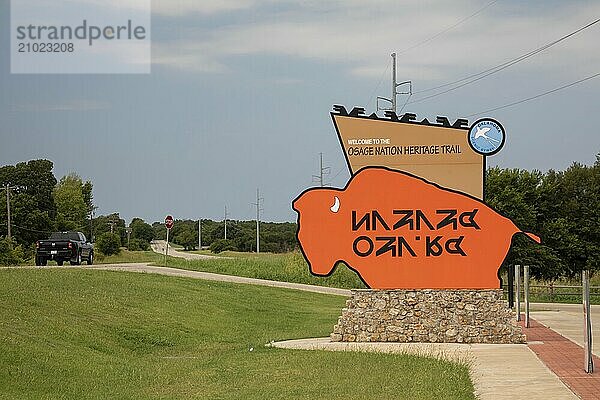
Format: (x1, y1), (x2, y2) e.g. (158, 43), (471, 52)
(312, 153), (330, 187)
(252, 188), (263, 253)
(583, 270), (594, 373)
(126, 228), (131, 250)
(198, 218), (201, 250)
(391, 52), (397, 113)
(165, 228), (169, 267)
(224, 206), (228, 240)
(515, 265), (521, 321)
(524, 265), (530, 328)
(508, 265), (515, 308)
(89, 209), (94, 243)
(319, 153), (324, 187)
(256, 189), (260, 253)
(6, 184), (11, 240)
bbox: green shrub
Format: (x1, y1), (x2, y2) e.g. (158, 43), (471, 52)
(129, 238), (150, 251)
(96, 233), (121, 256)
(0, 237), (25, 266)
(210, 239), (237, 254)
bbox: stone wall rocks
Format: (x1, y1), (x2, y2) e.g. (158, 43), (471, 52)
(331, 289), (525, 344)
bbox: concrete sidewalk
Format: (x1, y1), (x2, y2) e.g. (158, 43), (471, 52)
(271, 338), (577, 400)
(531, 302), (600, 356)
(89, 264), (351, 297)
(523, 318), (600, 399)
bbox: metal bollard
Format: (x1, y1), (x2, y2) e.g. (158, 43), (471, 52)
(508, 265), (515, 308)
(515, 265), (521, 321)
(583, 270), (594, 373)
(524, 265), (530, 328)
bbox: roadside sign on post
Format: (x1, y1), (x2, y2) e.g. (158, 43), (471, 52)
(164, 215), (174, 266)
(165, 215), (174, 230)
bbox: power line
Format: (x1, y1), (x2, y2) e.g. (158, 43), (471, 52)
(365, 62), (390, 109)
(0, 223), (53, 234)
(365, 0), (498, 107)
(466, 72), (600, 117)
(408, 18), (600, 104)
(396, 0), (499, 56)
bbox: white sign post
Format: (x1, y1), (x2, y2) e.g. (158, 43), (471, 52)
(515, 265), (521, 321)
(164, 215), (174, 266)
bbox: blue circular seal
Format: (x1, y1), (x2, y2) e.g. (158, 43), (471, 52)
(468, 119), (505, 156)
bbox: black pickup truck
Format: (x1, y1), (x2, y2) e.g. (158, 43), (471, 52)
(36, 231), (94, 266)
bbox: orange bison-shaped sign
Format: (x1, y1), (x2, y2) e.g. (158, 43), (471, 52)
(292, 167), (540, 289)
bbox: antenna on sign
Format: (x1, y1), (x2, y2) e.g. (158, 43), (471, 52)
(312, 153), (331, 187)
(377, 53), (412, 114)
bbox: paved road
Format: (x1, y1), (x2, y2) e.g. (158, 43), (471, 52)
(150, 240), (223, 260)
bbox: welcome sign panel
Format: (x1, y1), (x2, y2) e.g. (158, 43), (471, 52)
(332, 114), (484, 199)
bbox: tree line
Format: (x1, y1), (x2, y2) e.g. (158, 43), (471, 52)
(0, 160), (156, 259)
(152, 219), (297, 253)
(1, 156), (599, 279)
(486, 154), (599, 280)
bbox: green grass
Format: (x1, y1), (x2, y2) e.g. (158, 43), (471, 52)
(25, 249), (163, 267)
(160, 251), (367, 290)
(0, 269), (474, 399)
(95, 249), (163, 264)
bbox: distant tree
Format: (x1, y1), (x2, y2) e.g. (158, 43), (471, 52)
(54, 173), (92, 231)
(210, 239), (236, 254)
(175, 227), (197, 251)
(96, 232), (121, 256)
(152, 222), (166, 240)
(92, 213), (125, 244)
(129, 238), (150, 251)
(0, 237), (25, 266)
(0, 160), (57, 246)
(486, 167), (566, 280)
(131, 218), (154, 243)
(487, 156), (600, 280)
(545, 161), (599, 277)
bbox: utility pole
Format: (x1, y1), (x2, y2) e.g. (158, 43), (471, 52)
(224, 206), (228, 240)
(198, 218), (202, 250)
(126, 227), (132, 250)
(89, 207), (97, 243)
(5, 184), (12, 240)
(377, 52), (412, 114)
(312, 153), (331, 187)
(252, 188), (264, 253)
(391, 52), (397, 112)
(106, 215), (119, 235)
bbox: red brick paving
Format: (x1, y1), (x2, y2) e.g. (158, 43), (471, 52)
(522, 316), (600, 399)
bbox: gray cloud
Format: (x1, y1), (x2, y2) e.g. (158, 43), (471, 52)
(150, 0), (600, 83)
(11, 100), (113, 112)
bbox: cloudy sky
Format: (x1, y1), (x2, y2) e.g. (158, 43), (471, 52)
(1, 0), (599, 224)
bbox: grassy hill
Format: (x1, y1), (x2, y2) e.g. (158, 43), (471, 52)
(0, 269), (474, 399)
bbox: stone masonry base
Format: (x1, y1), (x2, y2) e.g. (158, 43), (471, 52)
(331, 289), (525, 344)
